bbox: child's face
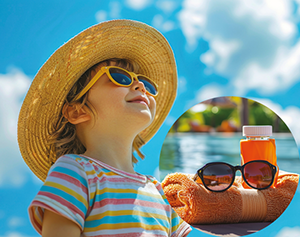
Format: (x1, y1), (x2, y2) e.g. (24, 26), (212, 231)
(87, 64), (156, 132)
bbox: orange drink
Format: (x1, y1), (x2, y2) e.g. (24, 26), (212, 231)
(240, 126), (279, 189)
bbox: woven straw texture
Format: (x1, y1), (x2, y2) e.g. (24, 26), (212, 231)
(18, 19), (177, 181)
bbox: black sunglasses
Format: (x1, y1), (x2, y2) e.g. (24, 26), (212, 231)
(193, 160), (277, 192)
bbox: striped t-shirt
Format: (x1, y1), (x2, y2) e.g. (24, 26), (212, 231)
(29, 154), (191, 236)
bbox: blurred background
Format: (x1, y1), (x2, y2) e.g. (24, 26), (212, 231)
(160, 96), (300, 178)
(171, 96), (291, 134)
(1, 1), (300, 236)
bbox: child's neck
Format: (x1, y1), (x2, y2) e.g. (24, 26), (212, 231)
(83, 134), (135, 174)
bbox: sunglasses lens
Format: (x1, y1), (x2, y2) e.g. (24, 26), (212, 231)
(137, 76), (158, 96)
(109, 68), (132, 85)
(244, 162), (273, 189)
(202, 164), (234, 191)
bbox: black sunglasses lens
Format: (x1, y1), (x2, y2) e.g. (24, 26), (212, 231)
(138, 76), (157, 95)
(243, 162), (273, 189)
(202, 164), (234, 191)
(109, 68), (132, 85)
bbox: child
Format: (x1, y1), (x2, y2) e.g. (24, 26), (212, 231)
(18, 20), (191, 236)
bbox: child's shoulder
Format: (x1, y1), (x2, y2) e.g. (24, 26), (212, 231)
(53, 154), (108, 176)
(145, 174), (158, 183)
(56, 154), (93, 167)
(145, 175), (165, 191)
(48, 154), (115, 184)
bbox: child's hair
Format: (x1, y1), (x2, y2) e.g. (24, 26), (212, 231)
(48, 58), (145, 165)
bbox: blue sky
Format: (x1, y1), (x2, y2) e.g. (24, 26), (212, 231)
(1, 0), (300, 236)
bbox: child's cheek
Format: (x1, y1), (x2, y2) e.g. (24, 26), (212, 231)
(149, 96), (156, 115)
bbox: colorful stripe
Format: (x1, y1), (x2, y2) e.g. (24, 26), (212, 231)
(29, 154), (191, 236)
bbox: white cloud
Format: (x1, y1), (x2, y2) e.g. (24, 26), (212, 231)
(152, 15), (175, 32)
(95, 10), (107, 22)
(125, 0), (152, 10)
(0, 68), (31, 187)
(200, 39), (241, 72)
(178, 0), (300, 95)
(95, 2), (121, 22)
(109, 1), (121, 18)
(245, 98), (300, 147)
(0, 233), (35, 237)
(233, 0), (295, 40)
(234, 42), (300, 95)
(275, 226), (300, 237)
(178, 76), (187, 95)
(195, 83), (225, 103)
(155, 0), (177, 13)
(297, 0), (300, 16)
(183, 83), (226, 113)
(0, 68), (30, 140)
(8, 217), (26, 228)
(178, 0), (206, 47)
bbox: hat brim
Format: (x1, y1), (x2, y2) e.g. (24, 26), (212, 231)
(17, 19), (177, 181)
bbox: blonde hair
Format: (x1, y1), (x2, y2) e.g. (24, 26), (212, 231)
(48, 58), (145, 164)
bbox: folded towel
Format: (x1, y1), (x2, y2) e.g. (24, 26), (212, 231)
(161, 171), (298, 224)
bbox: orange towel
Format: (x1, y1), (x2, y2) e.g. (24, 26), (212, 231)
(161, 171), (298, 224)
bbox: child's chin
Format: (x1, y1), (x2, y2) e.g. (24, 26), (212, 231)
(136, 112), (154, 129)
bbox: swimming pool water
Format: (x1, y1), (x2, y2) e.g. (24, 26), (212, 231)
(159, 132), (300, 180)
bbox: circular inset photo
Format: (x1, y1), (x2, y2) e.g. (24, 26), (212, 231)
(160, 96), (299, 236)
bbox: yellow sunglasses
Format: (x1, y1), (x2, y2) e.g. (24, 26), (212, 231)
(73, 66), (158, 101)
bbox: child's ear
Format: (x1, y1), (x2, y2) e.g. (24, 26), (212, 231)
(63, 104), (91, 124)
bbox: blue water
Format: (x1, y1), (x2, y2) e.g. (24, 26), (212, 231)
(159, 132), (300, 179)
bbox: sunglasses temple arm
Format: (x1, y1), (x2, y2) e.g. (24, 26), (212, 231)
(72, 68), (105, 101)
(193, 173), (199, 181)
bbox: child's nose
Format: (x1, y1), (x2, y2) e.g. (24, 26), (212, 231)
(132, 79), (146, 93)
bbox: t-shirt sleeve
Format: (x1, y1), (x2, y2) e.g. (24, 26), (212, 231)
(149, 176), (192, 237)
(28, 155), (89, 234)
(170, 208), (192, 237)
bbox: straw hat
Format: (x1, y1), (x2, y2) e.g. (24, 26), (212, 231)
(17, 19), (177, 181)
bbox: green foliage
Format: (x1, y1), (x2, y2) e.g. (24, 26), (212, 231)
(170, 97), (289, 133)
(202, 107), (235, 128)
(249, 102), (274, 125)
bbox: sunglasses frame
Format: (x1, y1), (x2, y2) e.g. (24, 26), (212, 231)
(193, 160), (277, 192)
(73, 66), (158, 101)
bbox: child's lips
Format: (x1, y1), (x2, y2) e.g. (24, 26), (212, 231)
(128, 96), (149, 107)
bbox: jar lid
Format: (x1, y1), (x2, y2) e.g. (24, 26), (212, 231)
(243, 125), (272, 137)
